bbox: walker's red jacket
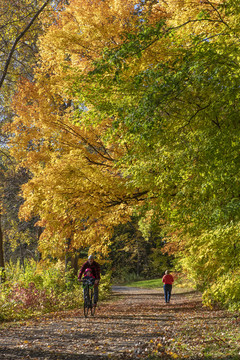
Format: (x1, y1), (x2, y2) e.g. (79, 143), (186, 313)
(162, 274), (174, 285)
(78, 260), (101, 280)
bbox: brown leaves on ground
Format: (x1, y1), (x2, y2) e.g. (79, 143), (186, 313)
(0, 287), (239, 359)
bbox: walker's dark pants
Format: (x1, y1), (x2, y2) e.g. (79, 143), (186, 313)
(163, 284), (172, 303)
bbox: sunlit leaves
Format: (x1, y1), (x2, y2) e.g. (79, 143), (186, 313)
(8, 0), (240, 308)
(70, 0), (240, 306)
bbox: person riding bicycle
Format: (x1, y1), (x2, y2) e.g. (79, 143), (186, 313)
(78, 255), (100, 307)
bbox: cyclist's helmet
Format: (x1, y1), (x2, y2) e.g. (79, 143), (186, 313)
(84, 268), (92, 275)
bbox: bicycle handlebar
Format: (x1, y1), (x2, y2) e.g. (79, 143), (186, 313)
(81, 278), (95, 286)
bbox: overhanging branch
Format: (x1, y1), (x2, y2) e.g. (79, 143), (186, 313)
(0, 0), (51, 89)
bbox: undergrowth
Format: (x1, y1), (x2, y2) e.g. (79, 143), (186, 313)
(0, 259), (111, 322)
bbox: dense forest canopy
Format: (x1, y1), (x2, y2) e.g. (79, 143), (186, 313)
(3, 0), (240, 309)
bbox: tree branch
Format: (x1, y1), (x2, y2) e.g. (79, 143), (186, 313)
(0, 0), (51, 89)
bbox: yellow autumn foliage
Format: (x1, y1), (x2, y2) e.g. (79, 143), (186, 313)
(8, 0), (227, 258)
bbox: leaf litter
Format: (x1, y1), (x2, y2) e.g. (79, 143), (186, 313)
(0, 287), (239, 359)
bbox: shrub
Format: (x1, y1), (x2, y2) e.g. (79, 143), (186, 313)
(0, 259), (112, 322)
(99, 271), (112, 300)
(202, 270), (240, 311)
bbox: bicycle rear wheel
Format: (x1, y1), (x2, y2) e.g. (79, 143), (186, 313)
(91, 304), (96, 316)
(84, 303), (89, 317)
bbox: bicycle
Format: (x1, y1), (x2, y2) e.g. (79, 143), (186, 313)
(82, 278), (96, 317)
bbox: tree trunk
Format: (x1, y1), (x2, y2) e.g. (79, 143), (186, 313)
(136, 239), (140, 278)
(0, 213), (5, 282)
(71, 251), (79, 276)
(65, 238), (71, 273)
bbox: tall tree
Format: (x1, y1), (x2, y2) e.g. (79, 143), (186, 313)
(83, 0), (240, 303)
(8, 0), (240, 307)
(8, 0), (152, 258)
(0, 0), (66, 275)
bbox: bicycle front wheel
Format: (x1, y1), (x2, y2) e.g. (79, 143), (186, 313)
(90, 288), (96, 316)
(83, 286), (90, 318)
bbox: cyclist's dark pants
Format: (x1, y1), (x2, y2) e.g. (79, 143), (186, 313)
(163, 284), (172, 303)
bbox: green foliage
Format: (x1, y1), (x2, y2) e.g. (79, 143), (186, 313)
(108, 219), (172, 283)
(84, 1), (240, 310)
(203, 271), (240, 311)
(178, 223), (240, 296)
(99, 272), (112, 300)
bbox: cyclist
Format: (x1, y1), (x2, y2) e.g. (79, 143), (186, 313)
(78, 255), (100, 307)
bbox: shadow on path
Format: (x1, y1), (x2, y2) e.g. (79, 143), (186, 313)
(111, 286), (199, 297)
(0, 347), (108, 360)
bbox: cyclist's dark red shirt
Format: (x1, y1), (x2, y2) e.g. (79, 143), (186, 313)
(78, 260), (101, 280)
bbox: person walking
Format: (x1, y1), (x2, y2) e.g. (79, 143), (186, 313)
(78, 255), (100, 306)
(162, 270), (174, 303)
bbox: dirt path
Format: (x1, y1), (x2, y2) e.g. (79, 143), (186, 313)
(0, 287), (239, 359)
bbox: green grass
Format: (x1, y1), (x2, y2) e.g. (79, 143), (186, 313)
(125, 278), (163, 288)
(124, 278), (196, 294)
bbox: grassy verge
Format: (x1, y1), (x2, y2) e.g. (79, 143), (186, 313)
(124, 278), (195, 294)
(124, 278), (163, 288)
